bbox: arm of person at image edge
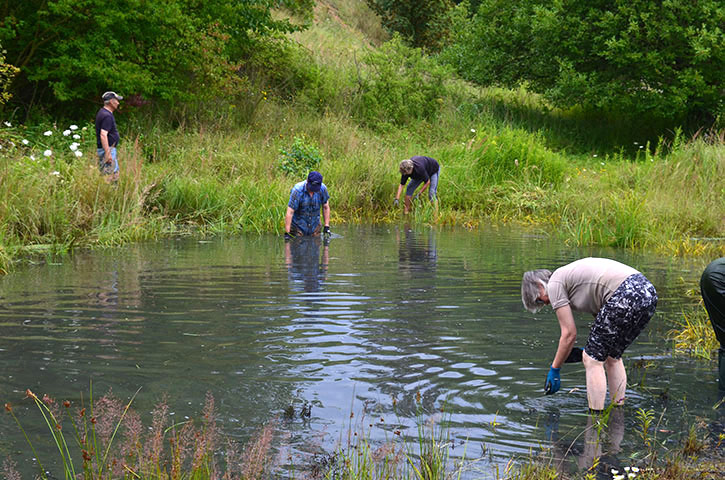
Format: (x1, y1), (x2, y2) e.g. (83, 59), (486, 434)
(548, 304), (577, 394)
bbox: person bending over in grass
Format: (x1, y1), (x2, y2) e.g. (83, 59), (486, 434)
(701, 257), (725, 391)
(394, 156), (439, 214)
(284, 171), (331, 241)
(521, 258), (658, 411)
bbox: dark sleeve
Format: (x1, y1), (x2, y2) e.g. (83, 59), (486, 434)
(99, 113), (114, 132)
(400, 174), (409, 186)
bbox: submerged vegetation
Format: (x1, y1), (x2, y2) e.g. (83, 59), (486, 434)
(3, 387), (724, 480)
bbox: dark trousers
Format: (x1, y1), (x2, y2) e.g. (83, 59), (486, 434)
(701, 257), (725, 390)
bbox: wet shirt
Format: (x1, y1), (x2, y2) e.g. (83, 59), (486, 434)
(547, 257), (639, 315)
(288, 181), (330, 235)
(400, 156), (439, 185)
(95, 107), (119, 148)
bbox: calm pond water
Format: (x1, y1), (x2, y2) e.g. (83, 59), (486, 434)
(0, 225), (722, 478)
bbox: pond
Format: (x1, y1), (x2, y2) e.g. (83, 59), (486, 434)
(0, 225), (722, 478)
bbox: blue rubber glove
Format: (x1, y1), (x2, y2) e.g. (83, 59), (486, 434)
(544, 367), (561, 395)
(393, 198), (399, 207)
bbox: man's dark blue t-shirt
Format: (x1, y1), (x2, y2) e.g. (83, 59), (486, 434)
(95, 107), (119, 148)
(400, 156), (439, 185)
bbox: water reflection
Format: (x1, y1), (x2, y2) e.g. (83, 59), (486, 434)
(285, 236), (329, 293)
(546, 408), (625, 477)
(397, 224), (437, 274)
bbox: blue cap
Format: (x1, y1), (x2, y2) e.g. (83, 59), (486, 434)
(307, 171), (322, 192)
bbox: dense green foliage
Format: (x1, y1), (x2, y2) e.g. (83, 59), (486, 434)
(355, 35), (451, 128)
(441, 0), (725, 124)
(278, 135), (323, 177)
(365, 0), (453, 50)
(0, 0), (310, 113)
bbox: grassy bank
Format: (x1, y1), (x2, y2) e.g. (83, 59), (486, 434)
(1, 1), (724, 274)
(4, 387), (724, 480)
(2, 96), (724, 274)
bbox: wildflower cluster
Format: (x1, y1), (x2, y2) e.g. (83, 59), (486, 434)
(611, 466), (641, 480)
(1, 120), (90, 163)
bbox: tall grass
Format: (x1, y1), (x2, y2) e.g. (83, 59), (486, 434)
(3, 388), (279, 480)
(668, 304), (720, 361)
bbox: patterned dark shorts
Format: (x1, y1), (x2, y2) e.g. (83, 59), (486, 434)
(585, 273), (657, 361)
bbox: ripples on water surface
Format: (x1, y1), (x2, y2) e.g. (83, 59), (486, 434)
(0, 225), (722, 478)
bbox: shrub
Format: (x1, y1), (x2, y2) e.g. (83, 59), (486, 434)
(354, 35), (451, 128)
(278, 135), (323, 177)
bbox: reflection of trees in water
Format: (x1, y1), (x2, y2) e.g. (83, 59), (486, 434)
(286, 237), (329, 293)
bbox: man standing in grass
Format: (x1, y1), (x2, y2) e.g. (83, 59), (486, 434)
(95, 91), (122, 182)
(701, 257), (725, 391)
(394, 156), (440, 214)
(284, 171), (331, 240)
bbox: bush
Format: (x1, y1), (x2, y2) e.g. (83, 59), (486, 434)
(354, 35), (451, 128)
(278, 135), (322, 177)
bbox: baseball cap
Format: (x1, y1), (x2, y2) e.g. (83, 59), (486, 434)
(102, 91), (123, 102)
(307, 171), (323, 192)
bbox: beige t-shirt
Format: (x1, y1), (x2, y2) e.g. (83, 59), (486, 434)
(547, 258), (639, 315)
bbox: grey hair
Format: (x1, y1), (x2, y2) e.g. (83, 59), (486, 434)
(521, 269), (552, 313)
(399, 159), (414, 175)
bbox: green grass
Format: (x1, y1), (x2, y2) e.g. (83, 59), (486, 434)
(668, 304), (720, 361)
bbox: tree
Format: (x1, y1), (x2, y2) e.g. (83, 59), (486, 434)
(0, 42), (19, 105)
(441, 0), (725, 123)
(365, 0), (454, 51)
(0, 0), (308, 113)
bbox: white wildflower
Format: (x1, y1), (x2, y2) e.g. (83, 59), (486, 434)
(74, 151), (83, 158)
(624, 467), (630, 472)
(43, 149), (52, 157)
(82, 126), (87, 131)
(30, 155), (35, 161)
(600, 162), (605, 166)
(73, 134), (80, 139)
(628, 474), (635, 479)
(69, 124), (78, 130)
(634, 142), (639, 145)
(69, 143), (78, 151)
(22, 139), (29, 145)
(613, 475), (625, 480)
(471, 128), (476, 133)
(611, 469), (619, 475)
(50, 171), (60, 176)
(63, 129), (71, 136)
(639, 145), (644, 149)
(631, 467), (640, 473)
(593, 154), (598, 157)
(43, 130), (53, 136)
